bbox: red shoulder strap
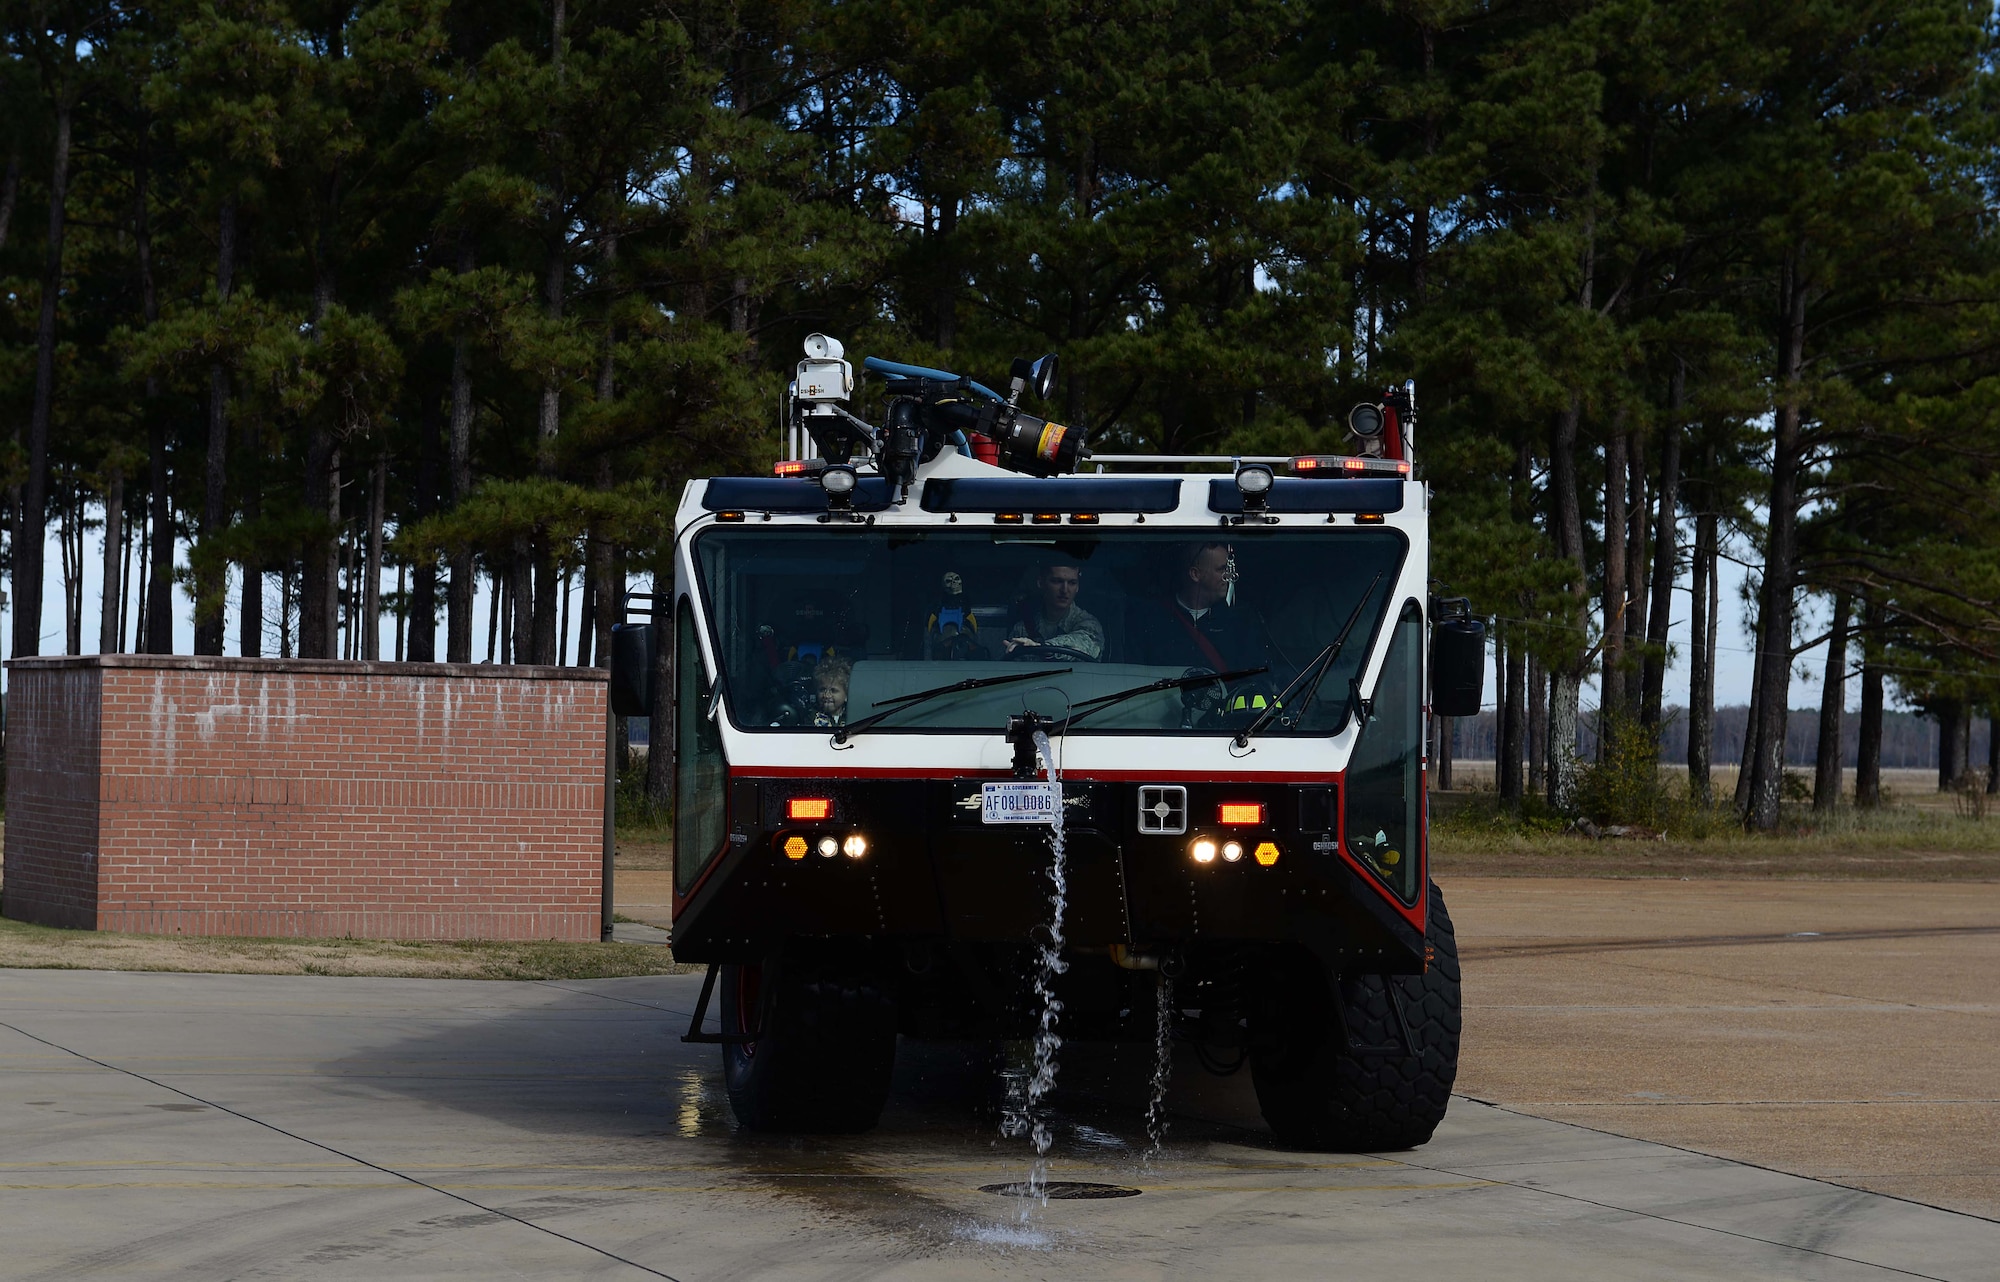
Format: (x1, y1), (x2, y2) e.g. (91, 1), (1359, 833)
(1170, 606), (1228, 673)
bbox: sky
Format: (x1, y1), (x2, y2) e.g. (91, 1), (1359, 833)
(1, 506), (1867, 716)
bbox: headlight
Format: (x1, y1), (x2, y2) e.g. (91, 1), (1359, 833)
(1190, 838), (1218, 865)
(1235, 464), (1274, 495)
(1221, 840), (1244, 863)
(820, 465), (858, 495)
(842, 834), (868, 859)
(817, 836), (840, 858)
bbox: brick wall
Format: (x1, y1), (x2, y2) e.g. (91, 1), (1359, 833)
(3, 656), (607, 940)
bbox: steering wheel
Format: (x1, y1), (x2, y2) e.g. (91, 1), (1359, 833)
(1004, 643), (1098, 663)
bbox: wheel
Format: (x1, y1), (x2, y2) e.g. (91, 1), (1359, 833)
(1250, 882), (1461, 1150)
(720, 957), (898, 1133)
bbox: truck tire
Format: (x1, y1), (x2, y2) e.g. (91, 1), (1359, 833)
(720, 958), (898, 1133)
(1250, 882), (1461, 1150)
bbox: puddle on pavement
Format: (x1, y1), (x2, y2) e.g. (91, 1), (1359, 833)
(980, 1181), (1142, 1200)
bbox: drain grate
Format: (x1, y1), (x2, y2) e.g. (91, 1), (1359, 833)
(979, 1181), (1141, 1200)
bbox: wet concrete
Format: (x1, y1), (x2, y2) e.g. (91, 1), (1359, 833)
(4, 967), (1996, 1280)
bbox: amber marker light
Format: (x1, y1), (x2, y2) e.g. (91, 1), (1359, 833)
(1219, 802), (1265, 825)
(783, 835), (809, 860)
(1253, 842), (1281, 867)
(787, 797), (833, 822)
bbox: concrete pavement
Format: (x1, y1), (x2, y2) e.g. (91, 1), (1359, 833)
(4, 966), (1996, 1280)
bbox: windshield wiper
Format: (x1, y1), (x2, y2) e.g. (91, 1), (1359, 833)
(834, 668), (1072, 742)
(1053, 666), (1270, 731)
(1233, 571), (1384, 749)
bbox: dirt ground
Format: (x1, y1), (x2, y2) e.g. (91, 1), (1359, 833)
(1444, 876), (2000, 1220)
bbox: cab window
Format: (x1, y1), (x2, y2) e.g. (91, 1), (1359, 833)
(674, 596), (729, 895)
(1345, 601), (1422, 904)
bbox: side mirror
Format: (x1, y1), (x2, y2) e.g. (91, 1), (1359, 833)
(1429, 600), (1485, 718)
(1030, 353), (1059, 400)
(609, 623), (655, 716)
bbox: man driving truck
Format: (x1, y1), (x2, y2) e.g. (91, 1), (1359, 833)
(1128, 541), (1267, 673)
(1002, 559), (1105, 660)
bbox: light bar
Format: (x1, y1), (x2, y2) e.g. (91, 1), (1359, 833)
(774, 459), (812, 476)
(1291, 455), (1411, 477)
(1219, 802), (1265, 825)
(787, 797), (833, 821)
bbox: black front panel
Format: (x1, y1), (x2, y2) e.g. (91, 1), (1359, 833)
(670, 774), (1425, 972)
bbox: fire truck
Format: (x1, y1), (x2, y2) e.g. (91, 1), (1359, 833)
(620, 336), (1484, 1150)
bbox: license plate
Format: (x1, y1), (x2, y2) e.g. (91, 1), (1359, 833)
(981, 781), (1059, 825)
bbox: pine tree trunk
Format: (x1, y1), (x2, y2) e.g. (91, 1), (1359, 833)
(510, 538), (533, 665)
(194, 196), (236, 656)
(1528, 653), (1547, 796)
(15, 83), (73, 659)
(1548, 392), (1588, 812)
(1504, 636), (1520, 804)
(408, 396), (441, 662)
(1688, 511), (1716, 805)
(1735, 607), (1763, 814)
(1936, 699), (1964, 791)
(118, 498), (134, 649)
(1623, 436), (1647, 712)
(1642, 367), (1683, 728)
(0, 143), (19, 250)
(577, 558), (595, 668)
(1987, 714), (1998, 795)
(59, 485), (79, 653)
(1600, 424), (1627, 725)
(446, 240), (476, 661)
(239, 486), (261, 656)
(133, 505), (150, 652)
(363, 456), (385, 660)
(529, 199), (566, 666)
(300, 435), (336, 658)
(933, 197), (958, 349)
(1813, 592), (1850, 810)
(1747, 257), (1810, 829)
(487, 568), (502, 662)
(98, 465), (124, 653)
(1856, 601), (1884, 807)
(135, 147), (174, 655)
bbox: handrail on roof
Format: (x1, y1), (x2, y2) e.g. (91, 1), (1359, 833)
(1086, 454), (1296, 469)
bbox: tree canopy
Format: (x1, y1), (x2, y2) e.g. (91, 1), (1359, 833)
(5, 0), (2000, 826)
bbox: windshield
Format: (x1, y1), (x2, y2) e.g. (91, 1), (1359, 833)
(693, 526), (1407, 737)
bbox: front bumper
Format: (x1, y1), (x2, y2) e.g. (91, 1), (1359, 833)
(671, 775), (1426, 973)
